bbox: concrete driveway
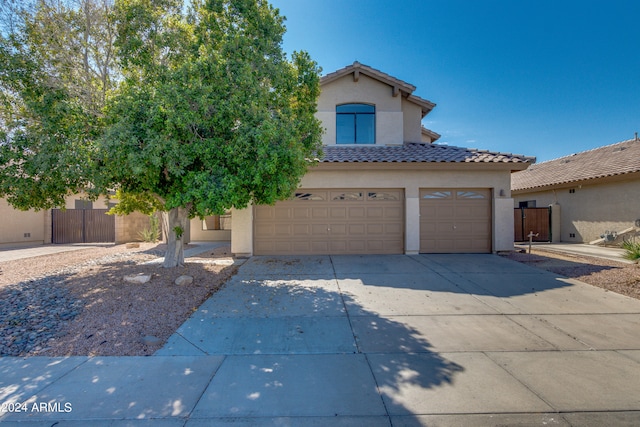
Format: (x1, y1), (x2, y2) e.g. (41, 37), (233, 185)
(2, 254), (640, 426)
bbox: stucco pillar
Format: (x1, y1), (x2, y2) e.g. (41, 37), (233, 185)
(550, 203), (561, 243)
(44, 210), (52, 244)
(231, 205), (253, 257)
(494, 197), (515, 252)
(405, 196), (420, 254)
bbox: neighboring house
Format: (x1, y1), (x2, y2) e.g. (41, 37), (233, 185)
(512, 137), (640, 243)
(229, 62), (534, 256)
(0, 193), (150, 247)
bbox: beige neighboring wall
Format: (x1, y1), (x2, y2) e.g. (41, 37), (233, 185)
(232, 164), (516, 256)
(0, 199), (46, 247)
(513, 175), (640, 243)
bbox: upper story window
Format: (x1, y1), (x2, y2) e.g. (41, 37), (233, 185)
(336, 103), (375, 144)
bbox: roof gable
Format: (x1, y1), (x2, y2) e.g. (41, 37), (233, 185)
(320, 62), (435, 117)
(512, 138), (640, 192)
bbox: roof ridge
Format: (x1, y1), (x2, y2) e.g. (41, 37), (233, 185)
(405, 142), (535, 161)
(531, 137), (639, 166)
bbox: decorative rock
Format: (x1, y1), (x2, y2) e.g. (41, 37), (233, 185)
(123, 274), (152, 284)
(175, 275), (193, 286)
(126, 243), (140, 249)
(141, 335), (162, 346)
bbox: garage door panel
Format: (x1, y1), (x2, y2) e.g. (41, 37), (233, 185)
(310, 241), (329, 252)
(254, 206), (275, 220)
(255, 223), (275, 237)
(348, 240), (366, 252)
(311, 224), (329, 236)
(383, 207), (402, 219)
(366, 224), (383, 234)
(274, 241), (295, 253)
(291, 207), (309, 219)
(349, 207), (365, 217)
(366, 207), (383, 218)
(312, 208), (328, 218)
(274, 207), (292, 219)
(330, 240), (347, 252)
(291, 224), (309, 236)
(255, 188), (404, 255)
(290, 241), (310, 252)
(276, 224), (294, 235)
(330, 224), (346, 235)
(420, 206), (437, 216)
(385, 223), (403, 234)
(349, 224), (366, 234)
(330, 207), (347, 218)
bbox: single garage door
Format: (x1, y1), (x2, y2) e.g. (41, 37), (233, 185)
(254, 189), (404, 255)
(420, 188), (491, 253)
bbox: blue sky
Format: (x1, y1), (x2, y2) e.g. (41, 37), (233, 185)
(270, 0), (640, 163)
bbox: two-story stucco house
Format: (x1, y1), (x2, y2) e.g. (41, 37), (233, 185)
(229, 62), (534, 256)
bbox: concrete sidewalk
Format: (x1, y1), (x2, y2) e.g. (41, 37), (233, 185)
(2, 254), (640, 426)
(0, 241), (227, 263)
(0, 243), (113, 263)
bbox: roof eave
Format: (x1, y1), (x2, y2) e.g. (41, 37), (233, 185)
(320, 61), (416, 94)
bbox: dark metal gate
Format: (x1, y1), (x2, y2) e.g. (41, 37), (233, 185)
(514, 207), (551, 242)
(52, 209), (115, 244)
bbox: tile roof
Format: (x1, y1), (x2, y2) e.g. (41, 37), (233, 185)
(512, 138), (640, 191)
(319, 143), (535, 164)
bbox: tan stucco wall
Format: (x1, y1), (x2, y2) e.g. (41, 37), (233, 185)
(189, 217), (231, 242)
(402, 98), (423, 143)
(63, 193), (111, 209)
(317, 74), (405, 146)
(232, 165), (516, 255)
(513, 176), (640, 243)
(0, 199), (46, 247)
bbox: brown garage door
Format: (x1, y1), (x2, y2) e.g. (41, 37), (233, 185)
(254, 189), (404, 255)
(420, 189), (491, 253)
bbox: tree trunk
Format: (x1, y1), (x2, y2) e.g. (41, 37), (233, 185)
(161, 206), (190, 268)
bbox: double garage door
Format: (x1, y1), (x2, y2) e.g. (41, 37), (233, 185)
(254, 188), (492, 255)
(254, 189), (404, 255)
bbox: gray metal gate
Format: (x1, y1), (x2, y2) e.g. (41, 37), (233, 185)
(514, 207), (551, 242)
(52, 209), (115, 244)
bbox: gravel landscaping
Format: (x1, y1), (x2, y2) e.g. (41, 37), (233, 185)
(1, 244), (638, 357)
(501, 248), (640, 300)
(0, 243), (238, 357)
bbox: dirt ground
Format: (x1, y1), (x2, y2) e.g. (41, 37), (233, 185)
(501, 248), (640, 300)
(0, 243), (238, 357)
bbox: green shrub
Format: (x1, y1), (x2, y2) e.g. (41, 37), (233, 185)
(139, 214), (160, 242)
(622, 238), (640, 261)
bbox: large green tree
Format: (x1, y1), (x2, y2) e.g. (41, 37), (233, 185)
(1, 0), (322, 268)
(0, 0), (117, 209)
(99, 0), (323, 266)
